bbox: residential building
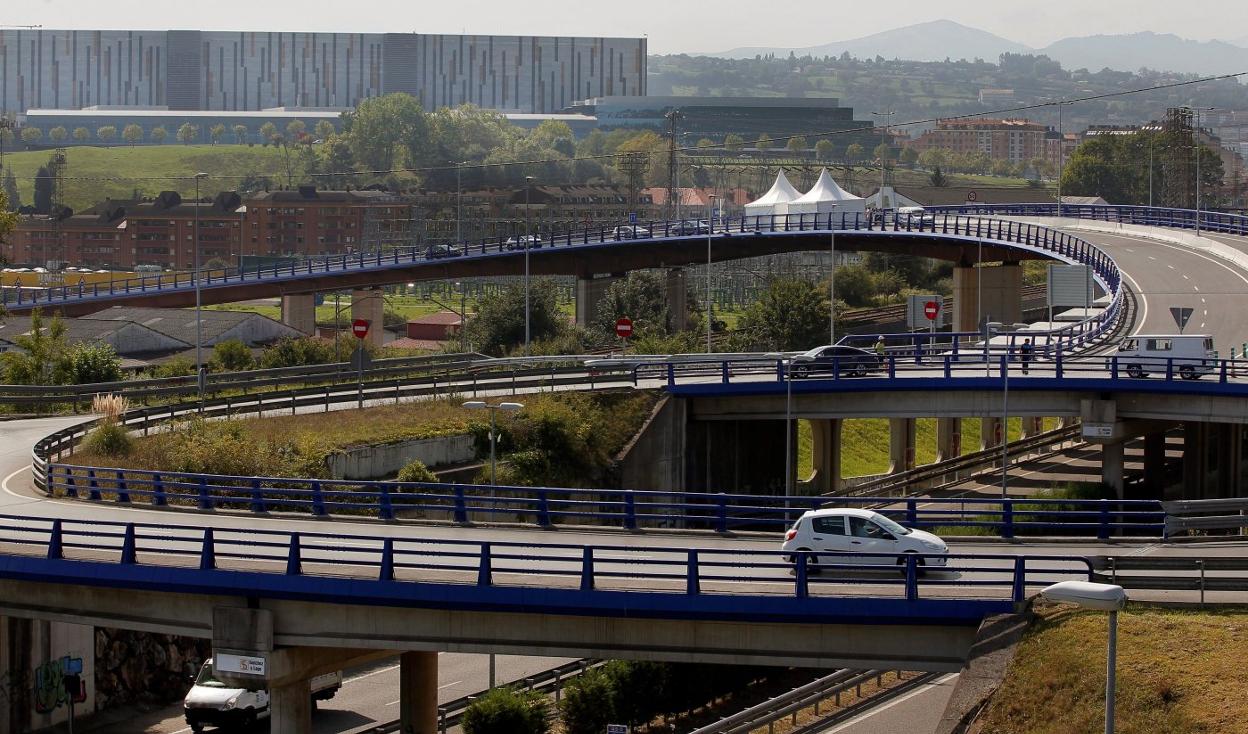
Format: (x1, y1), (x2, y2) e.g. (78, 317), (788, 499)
(907, 118), (1050, 164)
(6, 205), (128, 270)
(244, 187), (412, 258)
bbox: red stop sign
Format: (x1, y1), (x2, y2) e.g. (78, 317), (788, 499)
(615, 317), (634, 338)
(351, 318), (370, 339)
(924, 301), (939, 320)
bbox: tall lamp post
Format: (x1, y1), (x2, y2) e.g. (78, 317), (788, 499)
(523, 175), (535, 355)
(871, 109), (895, 198)
(706, 194), (720, 353)
(766, 353), (795, 494)
(193, 171), (209, 412)
(456, 160), (467, 245)
(462, 398), (524, 690)
(1041, 581), (1127, 734)
(829, 203), (839, 345)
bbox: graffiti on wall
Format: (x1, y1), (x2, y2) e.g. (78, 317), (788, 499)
(33, 655), (86, 714)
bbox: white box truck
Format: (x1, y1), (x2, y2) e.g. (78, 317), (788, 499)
(183, 658), (342, 732)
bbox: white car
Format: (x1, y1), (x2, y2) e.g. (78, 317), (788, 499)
(781, 508), (948, 569)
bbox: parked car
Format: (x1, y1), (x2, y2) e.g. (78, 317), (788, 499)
(671, 219), (709, 235)
(505, 234), (543, 250)
(1114, 334), (1216, 379)
(612, 225), (652, 240)
(424, 243), (463, 260)
(789, 345), (881, 377)
(781, 508), (948, 570)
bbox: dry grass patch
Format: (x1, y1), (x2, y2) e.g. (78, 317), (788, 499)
(975, 603), (1248, 734)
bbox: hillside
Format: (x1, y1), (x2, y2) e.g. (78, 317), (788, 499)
(1039, 32), (1248, 76)
(711, 20), (1028, 63)
(0, 145), (291, 211)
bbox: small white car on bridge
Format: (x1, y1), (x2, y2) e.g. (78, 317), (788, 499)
(782, 508), (948, 569)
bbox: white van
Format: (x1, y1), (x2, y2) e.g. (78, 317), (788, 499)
(184, 658), (342, 732)
(896, 206), (935, 225)
(1115, 334), (1216, 379)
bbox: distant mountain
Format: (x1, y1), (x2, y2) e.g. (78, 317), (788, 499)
(707, 20), (1030, 62)
(1039, 32), (1248, 75)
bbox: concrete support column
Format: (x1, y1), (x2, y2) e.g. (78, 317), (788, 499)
(981, 417), (1004, 451)
(1183, 422), (1210, 499)
(399, 651), (439, 734)
(935, 418), (961, 463)
(951, 263), (1023, 334)
(269, 678), (312, 734)
(1020, 416), (1044, 439)
(281, 293), (317, 335)
(1143, 431), (1167, 497)
(667, 269), (689, 332)
(888, 418), (916, 475)
(810, 419), (842, 494)
(1216, 424), (1243, 498)
(1101, 441), (1126, 499)
(351, 288), (386, 348)
(574, 274), (622, 329)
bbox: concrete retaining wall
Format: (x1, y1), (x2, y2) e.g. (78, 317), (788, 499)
(616, 396), (687, 492)
(327, 434), (476, 480)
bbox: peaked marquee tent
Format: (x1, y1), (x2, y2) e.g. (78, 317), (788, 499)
(744, 170), (802, 217)
(786, 168), (867, 218)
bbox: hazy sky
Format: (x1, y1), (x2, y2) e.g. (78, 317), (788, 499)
(5, 0), (1245, 54)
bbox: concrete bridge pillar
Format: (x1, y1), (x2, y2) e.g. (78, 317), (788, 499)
(351, 288), (386, 348)
(1143, 431), (1168, 497)
(575, 274), (623, 329)
(270, 677), (312, 734)
(935, 418), (961, 463)
(281, 293), (317, 335)
(399, 651), (439, 734)
(952, 262), (1023, 334)
(809, 419), (842, 494)
(1020, 416), (1045, 439)
(667, 268), (689, 333)
(1184, 422), (1211, 499)
(980, 417), (1004, 452)
(888, 418), (916, 475)
(1101, 441), (1126, 499)
(1217, 424), (1243, 497)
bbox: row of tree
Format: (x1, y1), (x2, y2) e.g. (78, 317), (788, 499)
(1060, 128), (1225, 207)
(2, 119), (337, 148)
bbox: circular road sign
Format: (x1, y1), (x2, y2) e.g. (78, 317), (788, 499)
(967, 190), (979, 202)
(924, 301), (939, 321)
(351, 318), (371, 339)
(615, 317), (634, 338)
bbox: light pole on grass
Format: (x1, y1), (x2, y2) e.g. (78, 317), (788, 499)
(1041, 581), (1127, 734)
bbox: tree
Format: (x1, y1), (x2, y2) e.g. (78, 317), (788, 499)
(96, 125), (117, 145)
(20, 127), (42, 146)
(286, 119), (306, 141)
(917, 148), (948, 170)
(695, 137), (715, 151)
(899, 147), (919, 166)
(49, 126), (68, 144)
(33, 165), (54, 214)
(815, 139), (835, 161)
(873, 142), (894, 162)
(846, 143), (865, 163)
(755, 133), (772, 152)
(0, 310), (73, 385)
(209, 339), (254, 372)
(461, 687), (548, 734)
(342, 93), (430, 172)
(122, 124), (143, 146)
(0, 126), (12, 146)
(735, 278), (830, 351)
(209, 124), (226, 145)
(232, 124), (249, 144)
(150, 126), (168, 144)
(258, 336), (336, 369)
(559, 669), (615, 734)
(786, 135), (807, 156)
(72, 127), (90, 143)
(929, 166), (948, 187)
(258, 122), (278, 145)
(724, 133), (744, 152)
(592, 271), (675, 339)
(466, 280), (566, 356)
(314, 120), (336, 140)
(68, 342), (122, 384)
(3, 169), (21, 212)
(396, 459), (438, 483)
(318, 133), (356, 189)
(176, 123), (199, 145)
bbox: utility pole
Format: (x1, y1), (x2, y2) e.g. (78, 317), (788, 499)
(666, 109), (684, 221)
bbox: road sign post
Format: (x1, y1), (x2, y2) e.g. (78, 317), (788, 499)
(1169, 307), (1194, 334)
(352, 319), (370, 408)
(616, 317), (633, 354)
(924, 299), (939, 340)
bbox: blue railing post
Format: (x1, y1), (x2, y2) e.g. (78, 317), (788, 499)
(1001, 500), (1015, 539)
(379, 485), (394, 520)
(115, 474), (130, 504)
(151, 473), (166, 506)
(1110, 356), (1118, 380)
(198, 477), (212, 510)
(716, 494), (728, 533)
(47, 519), (63, 560)
(944, 355), (951, 379)
(199, 528), (216, 570)
(379, 537), (394, 581)
(904, 555), (919, 601)
(311, 481), (326, 516)
(286, 533), (302, 575)
(906, 499), (918, 527)
(794, 552), (809, 598)
(687, 550), (701, 594)
(477, 542), (493, 586)
(63, 472), (78, 499)
(1056, 351), (1064, 379)
(250, 478), (265, 513)
(623, 492), (638, 530)
(537, 489), (552, 527)
(580, 547), (595, 591)
(1012, 557), (1026, 603)
(120, 523), (137, 564)
(722, 361), (730, 384)
(453, 485), (468, 523)
(667, 363), (676, 387)
(1098, 500), (1111, 540)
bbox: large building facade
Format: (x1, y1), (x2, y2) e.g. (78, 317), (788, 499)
(907, 118), (1050, 164)
(0, 29), (646, 115)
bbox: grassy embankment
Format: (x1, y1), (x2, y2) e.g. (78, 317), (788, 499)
(976, 603), (1248, 734)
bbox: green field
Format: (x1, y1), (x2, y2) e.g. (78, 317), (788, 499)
(0, 145), (291, 210)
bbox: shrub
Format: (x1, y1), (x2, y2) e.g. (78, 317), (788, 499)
(604, 661), (670, 726)
(210, 339), (254, 372)
(396, 459), (438, 483)
(82, 422), (132, 457)
(259, 336), (336, 369)
(149, 357), (195, 378)
(461, 687), (548, 734)
(69, 342), (122, 384)
(559, 668), (616, 734)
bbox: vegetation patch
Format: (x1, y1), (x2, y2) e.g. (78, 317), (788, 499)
(975, 604), (1248, 734)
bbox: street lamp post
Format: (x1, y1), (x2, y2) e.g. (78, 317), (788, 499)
(829, 203), (838, 345)
(766, 354), (795, 494)
(1056, 101), (1064, 217)
(706, 194), (720, 353)
(524, 175), (535, 355)
(456, 161), (467, 245)
(193, 171), (209, 412)
(1041, 581), (1127, 734)
(871, 110), (895, 197)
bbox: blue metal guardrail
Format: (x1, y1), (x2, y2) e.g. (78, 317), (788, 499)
(1, 211), (1120, 320)
(0, 514), (1094, 622)
(926, 203), (1248, 236)
(45, 464), (1165, 539)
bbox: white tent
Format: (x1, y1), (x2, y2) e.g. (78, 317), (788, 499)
(744, 170), (802, 217)
(786, 168), (867, 218)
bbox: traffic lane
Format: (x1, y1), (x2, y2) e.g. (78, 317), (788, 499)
(823, 673), (958, 734)
(1075, 230), (1248, 344)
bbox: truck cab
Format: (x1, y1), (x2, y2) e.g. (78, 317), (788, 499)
(184, 658), (342, 733)
(1115, 334), (1216, 379)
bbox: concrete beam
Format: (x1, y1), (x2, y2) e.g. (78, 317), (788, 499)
(280, 293), (317, 335)
(351, 288), (386, 348)
(400, 651), (439, 734)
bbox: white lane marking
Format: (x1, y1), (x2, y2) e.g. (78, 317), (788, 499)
(1167, 264), (1175, 270)
(821, 674), (958, 733)
(1201, 323), (1207, 329)
(1148, 256), (1156, 260)
(386, 680), (463, 705)
(1183, 274), (1190, 280)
